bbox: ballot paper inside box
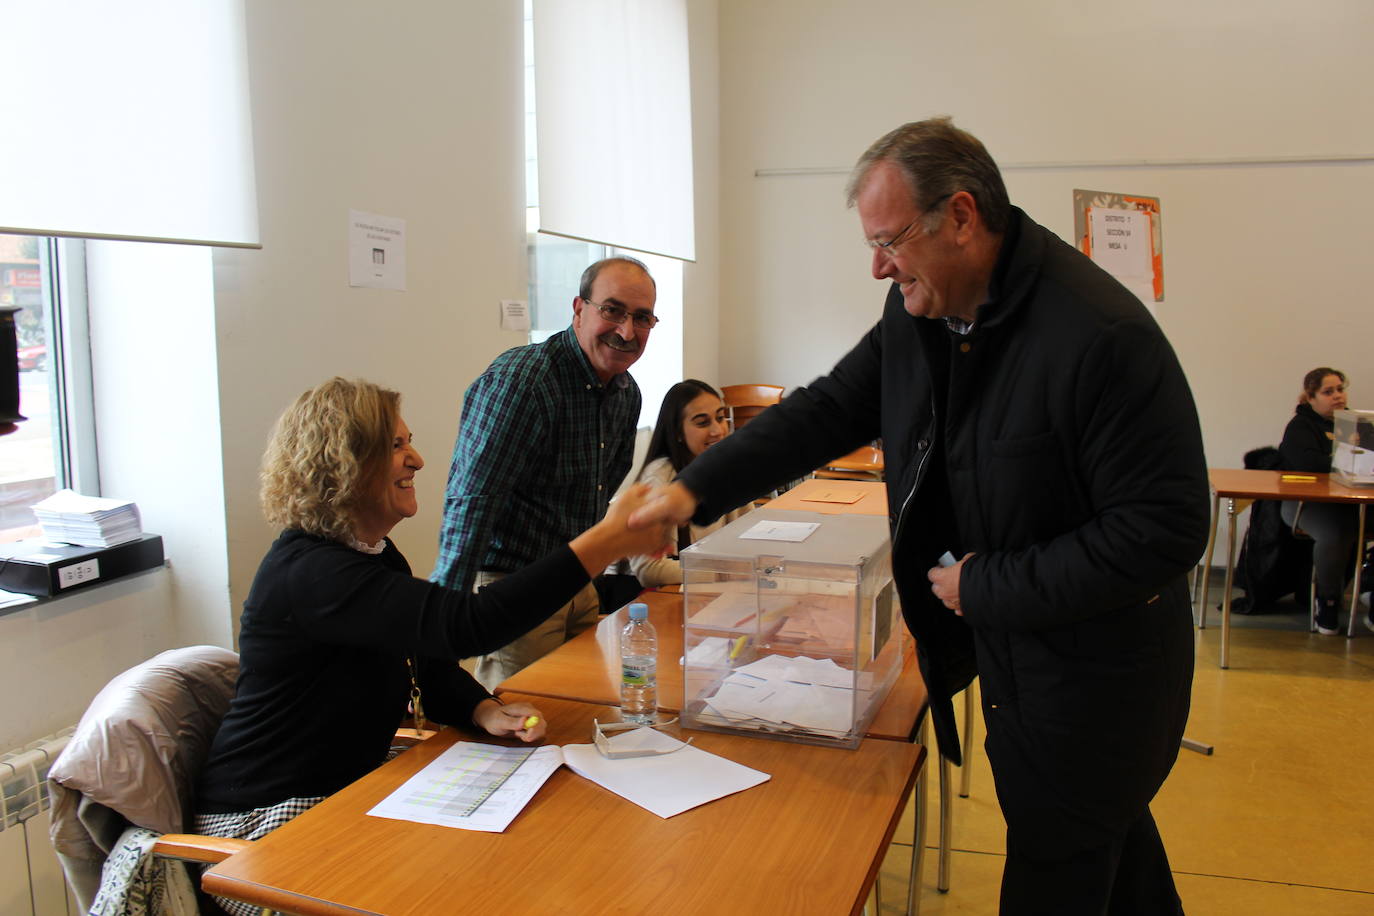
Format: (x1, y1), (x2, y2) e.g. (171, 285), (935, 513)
(1332, 409), (1374, 487)
(679, 509), (904, 749)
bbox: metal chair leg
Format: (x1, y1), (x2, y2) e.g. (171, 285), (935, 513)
(959, 681), (976, 798)
(937, 754), (953, 893)
(906, 716), (929, 916)
(1196, 492), (1221, 627)
(1349, 506), (1367, 637)
(1310, 564), (1318, 632)
(1220, 499), (1240, 668)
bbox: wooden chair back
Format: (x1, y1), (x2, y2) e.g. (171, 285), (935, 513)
(721, 384), (783, 431)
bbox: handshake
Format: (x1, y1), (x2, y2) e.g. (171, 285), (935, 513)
(571, 482), (702, 575)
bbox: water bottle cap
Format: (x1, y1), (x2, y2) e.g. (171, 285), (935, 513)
(627, 602), (648, 620)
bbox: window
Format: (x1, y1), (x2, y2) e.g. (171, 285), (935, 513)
(523, 1), (685, 428)
(0, 236), (95, 542)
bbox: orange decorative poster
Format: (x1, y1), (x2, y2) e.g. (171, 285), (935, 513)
(1072, 189), (1163, 303)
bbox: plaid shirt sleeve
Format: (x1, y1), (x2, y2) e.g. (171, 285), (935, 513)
(431, 366), (547, 592)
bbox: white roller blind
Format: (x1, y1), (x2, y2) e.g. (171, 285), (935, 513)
(533, 0), (694, 262)
(2, 0), (260, 248)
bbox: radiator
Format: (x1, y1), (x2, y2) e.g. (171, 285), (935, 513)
(1, 729), (75, 916)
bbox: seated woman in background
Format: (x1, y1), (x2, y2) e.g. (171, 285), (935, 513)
(625, 380), (751, 587)
(195, 378), (664, 915)
(1279, 366), (1364, 634)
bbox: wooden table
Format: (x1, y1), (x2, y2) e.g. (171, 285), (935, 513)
(497, 589), (935, 913)
(203, 696), (924, 916)
(765, 478), (888, 516)
(1198, 469), (1374, 667)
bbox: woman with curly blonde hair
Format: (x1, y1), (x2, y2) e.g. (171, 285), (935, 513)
(194, 379), (665, 914)
(257, 376), (405, 544)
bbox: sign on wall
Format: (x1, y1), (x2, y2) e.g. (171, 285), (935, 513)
(1072, 189), (1163, 305)
(349, 210), (407, 291)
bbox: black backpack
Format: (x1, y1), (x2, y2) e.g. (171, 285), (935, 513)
(1230, 446), (1313, 613)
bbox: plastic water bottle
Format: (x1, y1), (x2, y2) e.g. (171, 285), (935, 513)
(620, 602), (658, 724)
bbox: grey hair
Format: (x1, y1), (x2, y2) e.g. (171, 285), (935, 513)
(578, 256), (656, 301)
(846, 117), (1011, 234)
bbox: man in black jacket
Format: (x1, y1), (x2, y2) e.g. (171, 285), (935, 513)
(633, 118), (1209, 914)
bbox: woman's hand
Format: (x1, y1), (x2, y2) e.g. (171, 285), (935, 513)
(628, 480), (699, 532)
(570, 483), (675, 575)
(472, 698), (546, 743)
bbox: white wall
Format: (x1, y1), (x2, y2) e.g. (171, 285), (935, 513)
(718, 0), (1374, 478)
(0, 570), (172, 751)
(212, 0), (530, 624)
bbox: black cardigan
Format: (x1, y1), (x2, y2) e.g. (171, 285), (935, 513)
(197, 530), (588, 812)
(1279, 402), (1334, 473)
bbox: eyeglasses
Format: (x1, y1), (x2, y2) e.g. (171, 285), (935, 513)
(584, 298), (660, 330)
(864, 193), (953, 255)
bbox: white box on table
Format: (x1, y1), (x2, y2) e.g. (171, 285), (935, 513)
(1332, 409), (1374, 487)
(679, 508), (903, 749)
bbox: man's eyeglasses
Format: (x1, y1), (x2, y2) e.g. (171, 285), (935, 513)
(864, 193), (954, 255)
(585, 299), (660, 330)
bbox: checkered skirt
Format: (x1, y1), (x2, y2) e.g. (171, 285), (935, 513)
(192, 796), (325, 916)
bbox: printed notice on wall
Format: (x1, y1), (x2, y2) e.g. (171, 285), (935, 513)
(501, 299), (530, 332)
(349, 210), (407, 291)
(1089, 208), (1153, 301)
(1072, 190), (1163, 306)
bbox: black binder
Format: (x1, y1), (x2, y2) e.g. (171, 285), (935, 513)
(0, 535), (164, 597)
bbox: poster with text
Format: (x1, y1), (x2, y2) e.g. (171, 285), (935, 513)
(1072, 190), (1162, 304)
(349, 210), (407, 291)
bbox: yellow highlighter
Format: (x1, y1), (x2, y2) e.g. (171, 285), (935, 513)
(1281, 474), (1317, 482)
(523, 715), (540, 729)
(729, 635), (749, 660)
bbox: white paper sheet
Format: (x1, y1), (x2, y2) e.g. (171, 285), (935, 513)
(348, 209), (407, 291)
(500, 298), (530, 331)
(684, 636), (733, 668)
(689, 590), (758, 628)
(0, 588), (38, 610)
(737, 520), (819, 542)
(368, 742), (564, 833)
(561, 728), (770, 819)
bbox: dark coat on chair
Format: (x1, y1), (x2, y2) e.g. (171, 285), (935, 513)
(1233, 446), (1313, 611)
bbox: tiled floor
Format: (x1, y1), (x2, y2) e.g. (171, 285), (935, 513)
(874, 601), (1374, 914)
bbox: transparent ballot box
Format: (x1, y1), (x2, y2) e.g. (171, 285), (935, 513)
(1332, 409), (1374, 487)
(679, 508), (902, 749)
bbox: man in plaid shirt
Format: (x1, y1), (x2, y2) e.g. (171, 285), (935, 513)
(432, 257), (656, 688)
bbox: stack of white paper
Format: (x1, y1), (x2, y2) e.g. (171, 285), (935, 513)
(0, 588), (38, 611)
(31, 489), (143, 547)
(699, 654), (861, 738)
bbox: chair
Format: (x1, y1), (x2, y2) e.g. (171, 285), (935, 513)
(1288, 503), (1321, 632)
(47, 645), (258, 915)
(721, 383), (783, 432)
(815, 444), (885, 481)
